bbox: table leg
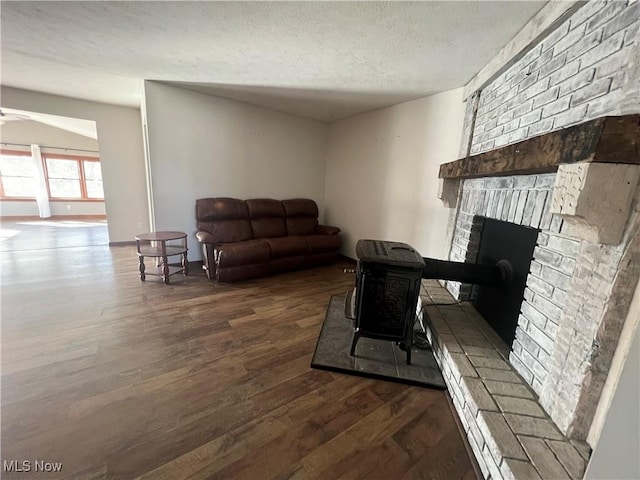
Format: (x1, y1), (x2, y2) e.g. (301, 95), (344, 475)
(162, 256), (170, 284)
(182, 252), (188, 276)
(139, 256), (146, 281)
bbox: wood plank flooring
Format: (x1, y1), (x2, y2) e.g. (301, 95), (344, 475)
(1, 222), (479, 479)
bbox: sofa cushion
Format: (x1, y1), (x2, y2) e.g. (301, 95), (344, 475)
(306, 234), (342, 254)
(246, 199), (287, 239)
(283, 199), (319, 235)
(246, 198), (285, 218)
(262, 236), (308, 259)
(215, 240), (270, 268)
(199, 220), (253, 244)
(196, 198), (252, 243)
(282, 198), (318, 217)
(285, 217), (317, 236)
(197, 197), (249, 221)
(251, 218), (287, 238)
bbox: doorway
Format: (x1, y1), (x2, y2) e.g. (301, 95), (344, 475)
(0, 108), (109, 250)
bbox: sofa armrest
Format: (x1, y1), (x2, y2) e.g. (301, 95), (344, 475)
(316, 224), (341, 235)
(196, 231), (216, 244)
(196, 231), (217, 280)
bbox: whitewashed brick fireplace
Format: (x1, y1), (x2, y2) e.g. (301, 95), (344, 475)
(425, 139), (640, 478)
(446, 159), (640, 431)
(423, 2), (640, 478)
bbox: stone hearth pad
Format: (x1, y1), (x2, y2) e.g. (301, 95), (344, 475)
(311, 295), (445, 389)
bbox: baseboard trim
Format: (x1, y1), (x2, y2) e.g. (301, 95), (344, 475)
(109, 240), (136, 246)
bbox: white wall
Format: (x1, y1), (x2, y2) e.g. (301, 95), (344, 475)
(1, 201), (105, 217)
(1, 87), (149, 242)
(143, 81), (328, 260)
(586, 279), (640, 479)
(0, 120), (105, 217)
(324, 88), (465, 259)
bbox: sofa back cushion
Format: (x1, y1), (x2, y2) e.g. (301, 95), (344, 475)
(246, 199), (287, 238)
(282, 198), (319, 236)
(196, 198), (253, 243)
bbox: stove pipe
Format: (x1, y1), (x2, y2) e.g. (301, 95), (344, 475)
(421, 257), (512, 287)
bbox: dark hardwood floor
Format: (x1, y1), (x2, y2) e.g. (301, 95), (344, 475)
(1, 221), (479, 479)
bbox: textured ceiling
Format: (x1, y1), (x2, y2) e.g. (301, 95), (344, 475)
(1, 1), (546, 121)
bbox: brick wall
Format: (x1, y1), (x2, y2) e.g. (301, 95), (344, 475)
(514, 230), (580, 394)
(470, 0), (639, 155)
(448, 174), (557, 300)
(448, 171), (640, 441)
(540, 209), (639, 439)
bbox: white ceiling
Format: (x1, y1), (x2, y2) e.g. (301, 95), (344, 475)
(1, 1), (547, 122)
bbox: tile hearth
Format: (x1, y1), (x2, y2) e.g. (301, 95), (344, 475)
(419, 279), (591, 480)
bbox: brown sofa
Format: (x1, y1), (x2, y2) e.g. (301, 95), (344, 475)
(195, 197), (342, 282)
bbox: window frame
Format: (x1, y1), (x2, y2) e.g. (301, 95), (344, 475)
(0, 149), (38, 201)
(0, 150), (104, 202)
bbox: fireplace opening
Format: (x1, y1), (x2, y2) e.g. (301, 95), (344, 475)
(470, 217), (539, 347)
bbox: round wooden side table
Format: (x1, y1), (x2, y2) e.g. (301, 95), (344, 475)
(135, 231), (188, 284)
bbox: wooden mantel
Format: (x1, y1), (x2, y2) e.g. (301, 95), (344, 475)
(439, 114), (640, 179)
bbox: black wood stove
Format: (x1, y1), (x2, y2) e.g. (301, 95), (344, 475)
(349, 239), (508, 365)
(350, 240), (425, 365)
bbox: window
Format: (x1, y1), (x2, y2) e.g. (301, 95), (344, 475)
(0, 150), (103, 200)
(46, 157), (82, 198)
(83, 160), (104, 198)
(0, 152), (38, 198)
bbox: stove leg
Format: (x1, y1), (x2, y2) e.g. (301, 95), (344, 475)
(350, 331), (360, 357)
